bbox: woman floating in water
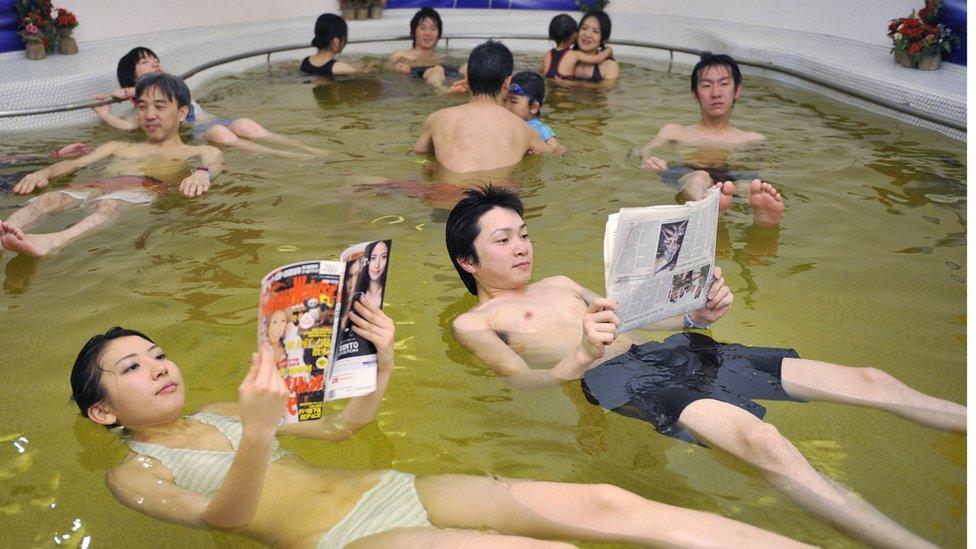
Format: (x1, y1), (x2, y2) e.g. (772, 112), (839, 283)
(71, 298), (808, 548)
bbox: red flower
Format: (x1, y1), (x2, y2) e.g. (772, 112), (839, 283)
(909, 42), (923, 54)
(918, 7), (930, 20)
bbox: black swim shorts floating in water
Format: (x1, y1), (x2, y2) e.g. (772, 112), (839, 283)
(581, 332), (802, 445)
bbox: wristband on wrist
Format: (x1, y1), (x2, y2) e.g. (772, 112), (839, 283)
(683, 313), (709, 330)
(194, 166), (212, 180)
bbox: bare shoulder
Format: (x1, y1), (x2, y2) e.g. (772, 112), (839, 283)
(538, 275), (581, 290)
(452, 307), (491, 335)
(657, 123), (684, 139)
(199, 402), (238, 416)
(108, 451), (166, 488)
(742, 130), (765, 143)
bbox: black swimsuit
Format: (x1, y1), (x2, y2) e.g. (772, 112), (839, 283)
(300, 57), (336, 77)
(545, 48), (570, 79)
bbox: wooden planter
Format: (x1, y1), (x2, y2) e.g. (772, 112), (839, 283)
(341, 8), (356, 20)
(368, 6), (383, 18)
(354, 7), (368, 20)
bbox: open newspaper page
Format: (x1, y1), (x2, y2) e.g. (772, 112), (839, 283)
(259, 261), (342, 423)
(326, 239), (392, 401)
(604, 190), (719, 333)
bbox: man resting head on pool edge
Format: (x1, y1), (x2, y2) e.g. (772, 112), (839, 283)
(414, 40), (551, 173)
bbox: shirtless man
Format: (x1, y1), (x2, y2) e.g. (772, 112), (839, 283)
(444, 185), (964, 549)
(0, 73), (222, 257)
(636, 53), (783, 226)
(389, 7), (465, 92)
(414, 41), (550, 173)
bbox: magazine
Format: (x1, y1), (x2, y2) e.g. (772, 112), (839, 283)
(258, 240), (391, 423)
(604, 189), (719, 333)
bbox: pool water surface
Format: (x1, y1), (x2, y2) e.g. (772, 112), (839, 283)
(0, 54), (965, 547)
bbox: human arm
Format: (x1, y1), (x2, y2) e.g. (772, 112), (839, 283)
(452, 293), (619, 390)
(179, 146), (223, 197)
(107, 345), (288, 530)
(546, 136), (566, 155)
(636, 123), (680, 172)
(413, 114), (435, 154)
(526, 124), (552, 156)
(12, 142), (120, 194)
(92, 95), (139, 131)
(277, 297), (395, 441)
(540, 50), (553, 75)
(332, 58), (381, 75)
(572, 46), (613, 65)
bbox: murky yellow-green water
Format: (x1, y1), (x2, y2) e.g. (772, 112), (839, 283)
(0, 55), (965, 547)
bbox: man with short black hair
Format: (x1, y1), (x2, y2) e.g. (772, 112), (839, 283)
(1, 73), (222, 257)
(445, 184), (964, 549)
(637, 52), (783, 226)
(414, 41), (550, 173)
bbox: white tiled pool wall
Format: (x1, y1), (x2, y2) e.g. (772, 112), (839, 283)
(0, 3), (965, 140)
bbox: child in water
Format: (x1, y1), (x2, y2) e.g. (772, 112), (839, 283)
(540, 13), (613, 80)
(506, 72), (565, 154)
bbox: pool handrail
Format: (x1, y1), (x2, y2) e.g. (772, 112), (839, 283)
(0, 34), (964, 132)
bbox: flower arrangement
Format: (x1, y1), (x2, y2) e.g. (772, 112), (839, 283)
(53, 7), (78, 29)
(14, 0), (57, 52)
(888, 0), (959, 64)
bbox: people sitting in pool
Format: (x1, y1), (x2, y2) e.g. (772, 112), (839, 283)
(414, 41), (550, 173)
(636, 53), (783, 225)
(93, 47), (328, 159)
(301, 13), (379, 78)
(389, 7), (467, 92)
(445, 185), (965, 549)
(506, 72), (565, 155)
(69, 307), (807, 547)
(0, 74), (222, 258)
(541, 13), (614, 81)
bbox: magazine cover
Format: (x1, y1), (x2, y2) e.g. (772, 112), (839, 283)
(258, 239), (392, 422)
(259, 261), (342, 423)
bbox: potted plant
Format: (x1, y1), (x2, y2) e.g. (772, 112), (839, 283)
(53, 7), (77, 54)
(339, 0), (357, 21)
(14, 0), (55, 53)
(19, 18), (43, 59)
(888, 0), (959, 70)
(368, 0), (385, 19)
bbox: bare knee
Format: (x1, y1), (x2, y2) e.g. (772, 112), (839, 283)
(858, 367), (893, 386)
(581, 483), (632, 517)
(229, 118), (268, 138)
(739, 422), (796, 474)
(204, 124), (238, 144)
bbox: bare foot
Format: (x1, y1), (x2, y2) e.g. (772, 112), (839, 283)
(711, 181), (734, 216)
(0, 229), (55, 257)
(0, 220), (24, 242)
(748, 179), (784, 227)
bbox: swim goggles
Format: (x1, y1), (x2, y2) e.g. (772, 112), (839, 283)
(509, 82), (540, 104)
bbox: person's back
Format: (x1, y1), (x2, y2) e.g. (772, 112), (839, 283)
(414, 40), (548, 173)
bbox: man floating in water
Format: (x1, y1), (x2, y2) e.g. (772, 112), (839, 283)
(445, 185), (964, 549)
(0, 73), (222, 257)
(636, 52), (783, 226)
(414, 40), (550, 173)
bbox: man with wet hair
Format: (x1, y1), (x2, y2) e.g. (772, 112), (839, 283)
(637, 52), (783, 226)
(389, 7), (466, 91)
(414, 41), (550, 172)
(1, 73), (222, 257)
(445, 184), (964, 549)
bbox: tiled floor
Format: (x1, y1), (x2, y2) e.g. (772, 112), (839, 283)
(0, 9), (965, 138)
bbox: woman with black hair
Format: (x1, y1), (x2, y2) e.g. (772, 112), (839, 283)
(301, 13), (379, 77)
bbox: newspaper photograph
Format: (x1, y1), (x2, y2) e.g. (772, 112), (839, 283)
(604, 189), (719, 333)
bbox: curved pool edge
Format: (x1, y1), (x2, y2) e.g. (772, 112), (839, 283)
(0, 9), (965, 141)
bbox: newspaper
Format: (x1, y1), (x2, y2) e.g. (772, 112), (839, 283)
(258, 240), (391, 423)
(604, 190), (719, 333)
